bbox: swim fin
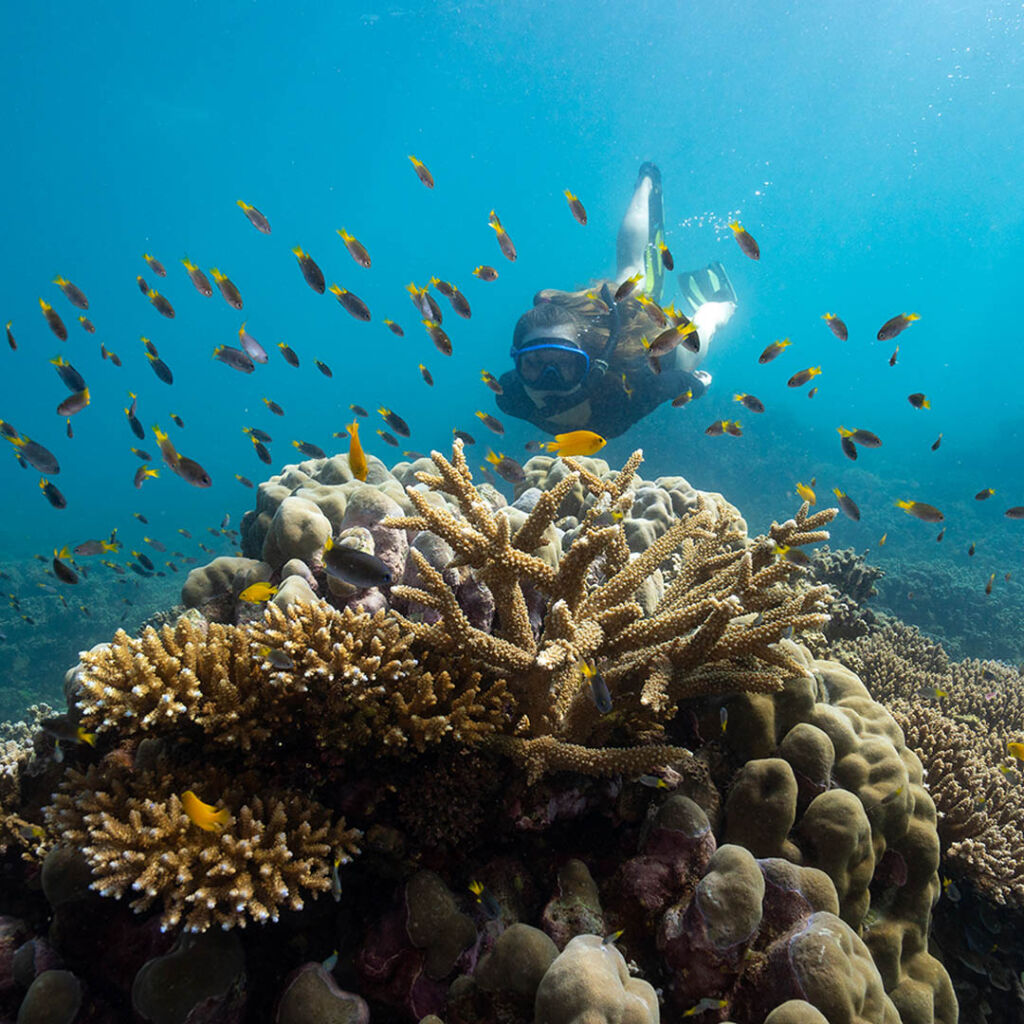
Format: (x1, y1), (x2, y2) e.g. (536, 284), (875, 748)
(677, 261), (737, 316)
(638, 163), (665, 303)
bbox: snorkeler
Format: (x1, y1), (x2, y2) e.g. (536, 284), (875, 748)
(496, 163), (737, 439)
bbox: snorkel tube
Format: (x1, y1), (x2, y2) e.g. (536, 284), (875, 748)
(586, 283), (622, 386)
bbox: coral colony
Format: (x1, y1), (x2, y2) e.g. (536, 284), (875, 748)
(0, 443), (995, 1021)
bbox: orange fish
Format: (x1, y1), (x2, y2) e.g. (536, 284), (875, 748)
(348, 420), (368, 481)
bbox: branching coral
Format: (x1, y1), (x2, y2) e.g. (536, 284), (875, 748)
(45, 763), (360, 932)
(386, 442), (835, 753)
(248, 602), (509, 752)
(75, 604), (509, 755)
(0, 704), (56, 856)
(832, 619), (1024, 906)
(895, 705), (1024, 906)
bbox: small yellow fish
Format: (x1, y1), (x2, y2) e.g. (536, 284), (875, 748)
(475, 410), (505, 435)
(1007, 741), (1024, 762)
(580, 657), (612, 714)
(236, 200), (271, 233)
(787, 366), (822, 388)
(337, 228), (371, 268)
(563, 189), (587, 225)
(728, 220), (760, 260)
(180, 790), (229, 832)
(239, 581), (277, 603)
(877, 312), (919, 341)
(895, 499), (944, 523)
(621, 373), (634, 399)
(541, 430), (607, 458)
(795, 481), (816, 505)
(758, 337), (790, 364)
(348, 420), (368, 481)
(878, 532), (887, 546)
(615, 272), (644, 302)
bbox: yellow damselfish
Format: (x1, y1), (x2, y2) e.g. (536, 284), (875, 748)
(180, 790), (229, 832)
(348, 420), (368, 481)
(542, 430), (607, 458)
(239, 581), (277, 603)
(1007, 741), (1024, 762)
(795, 481), (816, 505)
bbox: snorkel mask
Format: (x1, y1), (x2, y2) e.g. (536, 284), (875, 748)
(512, 340), (591, 391)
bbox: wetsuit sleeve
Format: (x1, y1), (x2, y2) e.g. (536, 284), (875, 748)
(653, 367), (708, 404)
(585, 365), (708, 439)
(584, 376), (642, 440)
(496, 373), (535, 421)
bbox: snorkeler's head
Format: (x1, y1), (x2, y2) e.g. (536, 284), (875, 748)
(511, 303), (590, 392)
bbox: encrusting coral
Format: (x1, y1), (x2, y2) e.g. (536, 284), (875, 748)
(833, 618), (1024, 907)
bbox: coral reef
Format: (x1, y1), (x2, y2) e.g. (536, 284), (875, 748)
(809, 545), (885, 643)
(0, 447), (967, 1023)
(832, 619), (1024, 908)
(0, 704), (56, 855)
(386, 444), (834, 749)
(875, 557), (1024, 664)
(73, 604), (507, 756)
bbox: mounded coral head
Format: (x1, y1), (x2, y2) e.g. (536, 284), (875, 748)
(534, 933), (659, 1024)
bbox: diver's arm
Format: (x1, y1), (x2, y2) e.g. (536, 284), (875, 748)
(496, 374), (538, 422)
(654, 366), (709, 402)
(495, 374), (584, 435)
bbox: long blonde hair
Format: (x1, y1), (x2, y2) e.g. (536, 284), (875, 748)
(529, 283), (661, 368)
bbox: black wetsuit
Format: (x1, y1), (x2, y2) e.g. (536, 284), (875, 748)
(496, 358), (707, 440)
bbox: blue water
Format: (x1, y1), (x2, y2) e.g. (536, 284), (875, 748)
(2, 1), (1023, 707)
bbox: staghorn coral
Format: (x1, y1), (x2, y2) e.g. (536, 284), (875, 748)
(896, 706), (1024, 906)
(832, 619), (1024, 906)
(44, 762), (360, 932)
(487, 734), (704, 786)
(385, 442), (835, 757)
